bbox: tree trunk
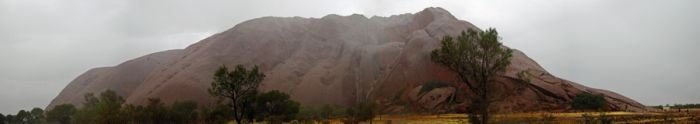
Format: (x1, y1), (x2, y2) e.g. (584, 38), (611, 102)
(480, 108), (489, 124)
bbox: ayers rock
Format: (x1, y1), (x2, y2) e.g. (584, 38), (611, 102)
(48, 7), (647, 113)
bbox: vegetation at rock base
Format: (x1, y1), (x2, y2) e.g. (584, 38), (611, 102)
(1, 108), (45, 124)
(45, 104), (76, 124)
(430, 28), (513, 124)
(344, 101), (376, 124)
(251, 90), (300, 123)
(208, 65), (265, 124)
(571, 92), (606, 111)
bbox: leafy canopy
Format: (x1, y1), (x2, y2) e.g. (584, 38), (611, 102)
(430, 28), (513, 124)
(46, 104), (77, 124)
(208, 65), (265, 124)
(253, 90), (301, 123)
(572, 92), (606, 110)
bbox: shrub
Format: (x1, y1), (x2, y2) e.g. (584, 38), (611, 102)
(571, 92), (606, 111)
(46, 104), (77, 124)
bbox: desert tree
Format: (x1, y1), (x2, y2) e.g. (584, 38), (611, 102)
(46, 104), (77, 124)
(200, 103), (234, 124)
(9, 108), (44, 124)
(571, 92), (606, 111)
(430, 28), (513, 124)
(29, 108), (45, 124)
(143, 98), (169, 123)
(15, 110), (31, 124)
(252, 90), (300, 123)
(208, 65), (265, 124)
(72, 90), (126, 124)
(0, 113), (5, 124)
(169, 101), (198, 124)
(4, 115), (14, 124)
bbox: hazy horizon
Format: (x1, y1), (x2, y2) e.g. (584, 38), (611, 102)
(1, 0), (699, 114)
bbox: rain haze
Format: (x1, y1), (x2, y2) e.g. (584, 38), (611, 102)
(1, 0), (699, 114)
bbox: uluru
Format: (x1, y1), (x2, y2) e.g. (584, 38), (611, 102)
(46, 7), (648, 114)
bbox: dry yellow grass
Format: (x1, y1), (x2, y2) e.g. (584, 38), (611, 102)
(319, 111), (699, 124)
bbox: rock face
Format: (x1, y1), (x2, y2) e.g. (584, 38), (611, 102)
(47, 7), (647, 113)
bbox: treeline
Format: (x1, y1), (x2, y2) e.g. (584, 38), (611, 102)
(671, 104), (700, 109)
(0, 91), (376, 124)
(0, 90), (200, 124)
(653, 103), (700, 109)
(0, 108), (45, 124)
(0, 65), (376, 124)
(55, 90), (198, 124)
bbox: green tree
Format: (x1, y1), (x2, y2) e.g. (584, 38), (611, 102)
(0, 113), (5, 124)
(169, 101), (198, 124)
(121, 104), (146, 124)
(95, 90), (125, 124)
(571, 92), (606, 111)
(430, 28), (513, 124)
(72, 90), (125, 124)
(253, 90), (300, 123)
(29, 108), (45, 124)
(143, 98), (169, 124)
(46, 104), (77, 124)
(5, 115), (16, 124)
(200, 104), (233, 124)
(15, 110), (32, 124)
(72, 93), (96, 123)
(296, 106), (320, 123)
(208, 65), (265, 124)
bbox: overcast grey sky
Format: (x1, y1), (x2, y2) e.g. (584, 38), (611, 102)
(1, 0), (698, 114)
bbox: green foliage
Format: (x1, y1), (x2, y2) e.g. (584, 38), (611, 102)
(120, 99), (199, 124)
(297, 104), (342, 123)
(65, 90), (201, 124)
(2, 108), (45, 124)
(430, 28), (513, 124)
(29, 108), (45, 124)
(121, 104), (146, 123)
(46, 104), (76, 124)
(200, 104), (233, 124)
(0, 113), (5, 124)
(170, 101), (198, 124)
(656, 103), (700, 109)
(419, 80), (448, 95)
(4, 115), (14, 124)
(571, 92), (606, 111)
(72, 90), (125, 124)
(252, 90), (300, 123)
(296, 106), (319, 123)
(143, 98), (169, 123)
(16, 109), (32, 124)
(345, 101), (375, 124)
(208, 65), (265, 124)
